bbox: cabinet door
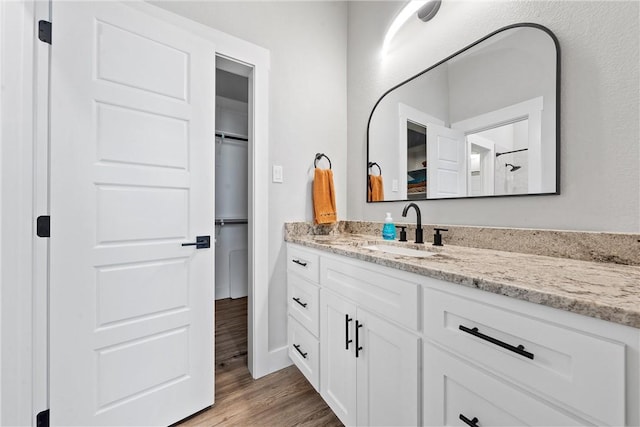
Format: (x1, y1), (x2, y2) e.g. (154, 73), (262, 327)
(356, 308), (420, 427)
(424, 341), (589, 426)
(321, 289), (357, 426)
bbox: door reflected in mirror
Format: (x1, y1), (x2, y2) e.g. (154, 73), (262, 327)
(367, 24), (559, 202)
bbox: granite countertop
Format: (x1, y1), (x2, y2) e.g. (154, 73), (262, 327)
(286, 232), (640, 329)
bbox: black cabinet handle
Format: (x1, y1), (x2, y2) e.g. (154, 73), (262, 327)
(459, 324), (534, 360)
(355, 320), (363, 358)
(345, 314), (353, 350)
(459, 414), (479, 427)
(292, 259), (307, 267)
(292, 297), (307, 308)
(293, 344), (307, 359)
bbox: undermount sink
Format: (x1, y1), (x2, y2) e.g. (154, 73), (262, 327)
(362, 244), (437, 258)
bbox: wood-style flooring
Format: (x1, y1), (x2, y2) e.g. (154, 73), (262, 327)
(178, 297), (342, 427)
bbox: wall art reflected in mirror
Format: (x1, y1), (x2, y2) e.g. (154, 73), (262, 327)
(367, 23), (560, 202)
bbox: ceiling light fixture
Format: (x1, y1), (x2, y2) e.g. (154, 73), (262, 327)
(417, 0), (441, 22)
(382, 1), (428, 54)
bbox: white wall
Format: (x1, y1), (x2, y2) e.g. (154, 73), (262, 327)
(447, 27), (555, 124)
(151, 1), (348, 350)
(348, 1), (640, 232)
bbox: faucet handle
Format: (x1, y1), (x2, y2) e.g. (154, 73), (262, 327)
(433, 228), (448, 246)
(395, 226), (407, 242)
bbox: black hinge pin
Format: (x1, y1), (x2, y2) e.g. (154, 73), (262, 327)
(36, 216), (50, 238)
(36, 409), (50, 427)
(38, 20), (52, 44)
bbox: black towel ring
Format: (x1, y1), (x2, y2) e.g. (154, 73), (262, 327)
(314, 153), (332, 169)
(368, 162), (382, 176)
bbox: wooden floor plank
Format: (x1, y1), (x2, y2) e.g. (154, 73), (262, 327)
(178, 298), (342, 427)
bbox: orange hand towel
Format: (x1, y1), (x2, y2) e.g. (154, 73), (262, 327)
(313, 168), (337, 224)
(368, 174), (384, 202)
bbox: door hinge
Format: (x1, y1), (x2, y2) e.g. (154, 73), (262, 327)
(37, 215), (50, 238)
(36, 409), (50, 427)
(38, 20), (52, 44)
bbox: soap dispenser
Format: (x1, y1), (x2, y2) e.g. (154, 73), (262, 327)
(382, 212), (396, 240)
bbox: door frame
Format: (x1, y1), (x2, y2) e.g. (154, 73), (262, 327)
(0, 1), (50, 425)
(0, 1), (274, 424)
(466, 135), (496, 196)
(397, 103), (444, 200)
(451, 97), (544, 194)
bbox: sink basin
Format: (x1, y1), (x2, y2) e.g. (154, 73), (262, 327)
(362, 244), (437, 258)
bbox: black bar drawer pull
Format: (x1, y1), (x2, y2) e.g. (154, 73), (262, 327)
(345, 314), (353, 350)
(292, 259), (307, 267)
(355, 320), (363, 358)
(459, 414), (479, 427)
(292, 297), (307, 308)
(293, 344), (307, 359)
(459, 324), (534, 360)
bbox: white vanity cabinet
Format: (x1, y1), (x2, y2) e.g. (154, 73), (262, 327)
(319, 255), (422, 426)
(286, 243), (640, 427)
(423, 341), (589, 426)
(320, 288), (420, 427)
(286, 244), (422, 426)
(421, 277), (640, 427)
(286, 245), (321, 391)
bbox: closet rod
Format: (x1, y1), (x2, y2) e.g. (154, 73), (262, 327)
(215, 132), (249, 142)
(215, 218), (248, 225)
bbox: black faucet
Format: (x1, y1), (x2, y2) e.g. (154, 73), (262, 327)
(402, 203), (423, 244)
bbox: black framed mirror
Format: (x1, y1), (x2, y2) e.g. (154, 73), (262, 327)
(367, 23), (560, 202)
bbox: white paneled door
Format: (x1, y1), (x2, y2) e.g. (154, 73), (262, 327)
(427, 124), (467, 198)
(50, 2), (215, 425)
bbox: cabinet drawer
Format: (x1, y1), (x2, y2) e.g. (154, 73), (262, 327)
(287, 245), (320, 283)
(424, 341), (588, 426)
(423, 287), (625, 426)
(288, 274), (320, 337)
(288, 316), (320, 392)
(321, 256), (420, 331)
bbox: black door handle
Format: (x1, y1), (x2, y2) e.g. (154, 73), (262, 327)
(182, 235), (210, 249)
(459, 414), (479, 427)
(459, 324), (534, 360)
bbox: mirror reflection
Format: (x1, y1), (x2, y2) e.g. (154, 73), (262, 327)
(367, 24), (559, 202)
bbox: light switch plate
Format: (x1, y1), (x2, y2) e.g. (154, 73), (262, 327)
(392, 179), (399, 192)
(272, 164), (283, 183)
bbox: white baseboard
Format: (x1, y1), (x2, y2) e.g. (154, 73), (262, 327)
(267, 345), (293, 376)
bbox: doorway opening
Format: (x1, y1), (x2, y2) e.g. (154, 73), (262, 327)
(465, 119), (529, 196)
(406, 121), (427, 200)
(214, 55), (252, 396)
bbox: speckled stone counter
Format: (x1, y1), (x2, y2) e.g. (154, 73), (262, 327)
(285, 228), (640, 329)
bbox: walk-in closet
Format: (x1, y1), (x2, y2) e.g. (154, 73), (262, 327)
(214, 57), (250, 392)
